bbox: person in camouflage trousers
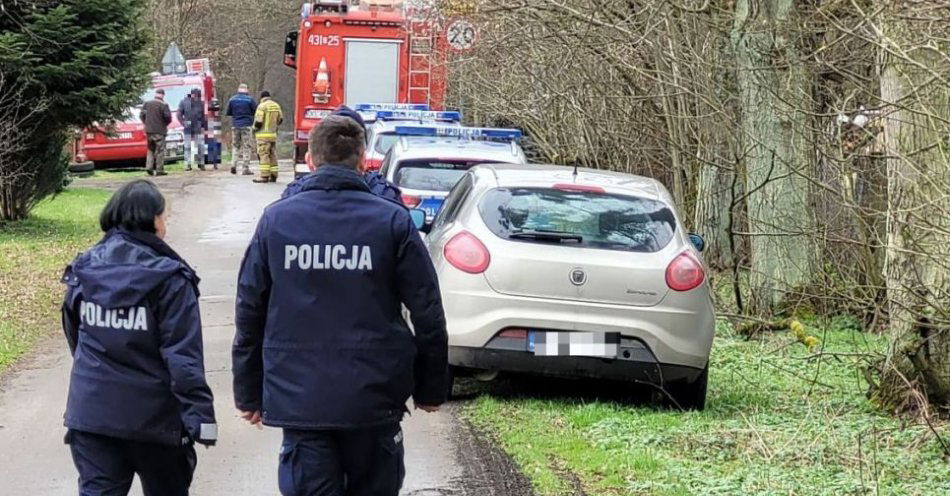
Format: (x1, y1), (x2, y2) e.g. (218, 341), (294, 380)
(253, 91), (283, 183)
(226, 84), (257, 176)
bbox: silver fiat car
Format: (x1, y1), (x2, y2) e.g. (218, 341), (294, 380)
(419, 164), (715, 409)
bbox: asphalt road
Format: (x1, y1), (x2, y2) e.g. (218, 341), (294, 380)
(0, 167), (475, 495)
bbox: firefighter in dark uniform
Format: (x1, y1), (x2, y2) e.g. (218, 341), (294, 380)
(233, 115), (448, 496)
(61, 180), (216, 495)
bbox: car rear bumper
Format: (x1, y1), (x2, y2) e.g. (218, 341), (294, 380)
(449, 345), (705, 384)
(440, 284), (715, 370)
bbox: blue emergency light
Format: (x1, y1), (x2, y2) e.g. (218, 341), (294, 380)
(354, 103), (430, 112)
(376, 110), (462, 122)
(393, 126), (523, 141)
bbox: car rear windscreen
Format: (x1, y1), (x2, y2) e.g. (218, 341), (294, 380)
(479, 188), (677, 253)
(394, 160), (488, 192)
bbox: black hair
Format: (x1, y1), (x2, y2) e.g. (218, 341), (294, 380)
(99, 180), (166, 233)
(260, 90), (271, 99)
(309, 115), (366, 168)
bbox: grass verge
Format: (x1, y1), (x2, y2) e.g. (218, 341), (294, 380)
(464, 323), (950, 495)
(75, 160), (188, 180)
(0, 188), (109, 371)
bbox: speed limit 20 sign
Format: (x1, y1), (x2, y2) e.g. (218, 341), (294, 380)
(446, 19), (477, 52)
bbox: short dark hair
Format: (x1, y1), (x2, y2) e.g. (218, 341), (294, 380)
(260, 90), (271, 99)
(99, 180), (166, 233)
(309, 115), (366, 168)
(155, 89), (165, 96)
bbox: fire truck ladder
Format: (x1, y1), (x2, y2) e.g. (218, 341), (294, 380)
(407, 16), (434, 104)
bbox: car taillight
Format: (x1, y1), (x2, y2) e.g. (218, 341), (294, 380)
(365, 158), (382, 171)
(666, 252), (705, 292)
(444, 231), (491, 274)
(401, 194), (422, 208)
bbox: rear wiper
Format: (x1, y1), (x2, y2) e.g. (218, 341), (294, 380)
(509, 230), (583, 243)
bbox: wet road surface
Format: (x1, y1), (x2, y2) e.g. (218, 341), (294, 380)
(0, 167), (491, 495)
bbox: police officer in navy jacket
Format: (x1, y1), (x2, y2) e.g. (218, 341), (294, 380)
(233, 115), (448, 496)
(61, 180), (216, 496)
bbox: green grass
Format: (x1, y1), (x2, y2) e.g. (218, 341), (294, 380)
(464, 322), (950, 495)
(75, 160), (188, 180)
(0, 188), (110, 370)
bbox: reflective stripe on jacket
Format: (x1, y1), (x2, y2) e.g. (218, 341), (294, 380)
(254, 98), (283, 142)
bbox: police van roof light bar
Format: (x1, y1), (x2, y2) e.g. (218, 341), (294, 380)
(393, 126), (523, 141)
(355, 103), (430, 112)
(376, 110), (462, 122)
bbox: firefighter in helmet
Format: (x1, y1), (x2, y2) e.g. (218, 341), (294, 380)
(253, 90), (283, 183)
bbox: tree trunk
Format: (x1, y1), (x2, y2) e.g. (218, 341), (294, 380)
(732, 0), (815, 315)
(876, 1), (950, 411)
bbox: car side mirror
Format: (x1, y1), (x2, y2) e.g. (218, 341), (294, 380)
(689, 233), (706, 252)
(209, 98), (221, 112)
(409, 209), (431, 233)
(284, 31), (299, 69)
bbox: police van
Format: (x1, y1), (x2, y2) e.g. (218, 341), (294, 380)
(379, 126), (527, 219)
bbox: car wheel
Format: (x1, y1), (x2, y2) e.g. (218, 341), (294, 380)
(664, 364), (708, 411)
(68, 161), (94, 173)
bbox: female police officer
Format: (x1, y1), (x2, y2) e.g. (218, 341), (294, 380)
(60, 180), (216, 495)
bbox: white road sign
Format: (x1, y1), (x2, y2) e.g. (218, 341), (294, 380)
(446, 20), (477, 51)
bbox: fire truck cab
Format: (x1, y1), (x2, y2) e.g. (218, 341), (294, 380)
(285, 0), (448, 168)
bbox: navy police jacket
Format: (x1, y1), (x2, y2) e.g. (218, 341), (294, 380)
(234, 164), (448, 429)
(61, 230), (216, 446)
(282, 170), (403, 204)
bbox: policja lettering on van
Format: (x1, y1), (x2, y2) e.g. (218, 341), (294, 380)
(284, 244), (374, 271)
(80, 301), (149, 331)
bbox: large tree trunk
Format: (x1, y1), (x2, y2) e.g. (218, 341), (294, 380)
(732, 0), (815, 314)
(876, 1), (950, 411)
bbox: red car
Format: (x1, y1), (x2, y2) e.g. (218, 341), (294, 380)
(78, 108), (151, 166)
(73, 65), (221, 168)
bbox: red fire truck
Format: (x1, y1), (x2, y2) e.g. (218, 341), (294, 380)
(284, 0), (449, 166)
(70, 59), (222, 170)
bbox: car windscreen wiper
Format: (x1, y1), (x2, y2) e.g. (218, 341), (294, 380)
(509, 230), (583, 243)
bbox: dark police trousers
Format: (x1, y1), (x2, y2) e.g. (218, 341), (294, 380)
(279, 423), (405, 496)
(66, 429), (196, 496)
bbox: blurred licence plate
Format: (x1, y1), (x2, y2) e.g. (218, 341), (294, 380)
(109, 132), (133, 140)
(528, 332), (620, 358)
(419, 197), (444, 218)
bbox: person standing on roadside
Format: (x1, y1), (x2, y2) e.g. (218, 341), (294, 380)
(252, 90), (282, 183)
(140, 89), (172, 177)
(225, 84), (257, 176)
(61, 180), (216, 495)
(178, 88), (209, 171)
(233, 116), (448, 496)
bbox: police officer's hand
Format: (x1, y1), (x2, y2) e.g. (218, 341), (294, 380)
(414, 403), (440, 413)
(239, 409), (263, 429)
